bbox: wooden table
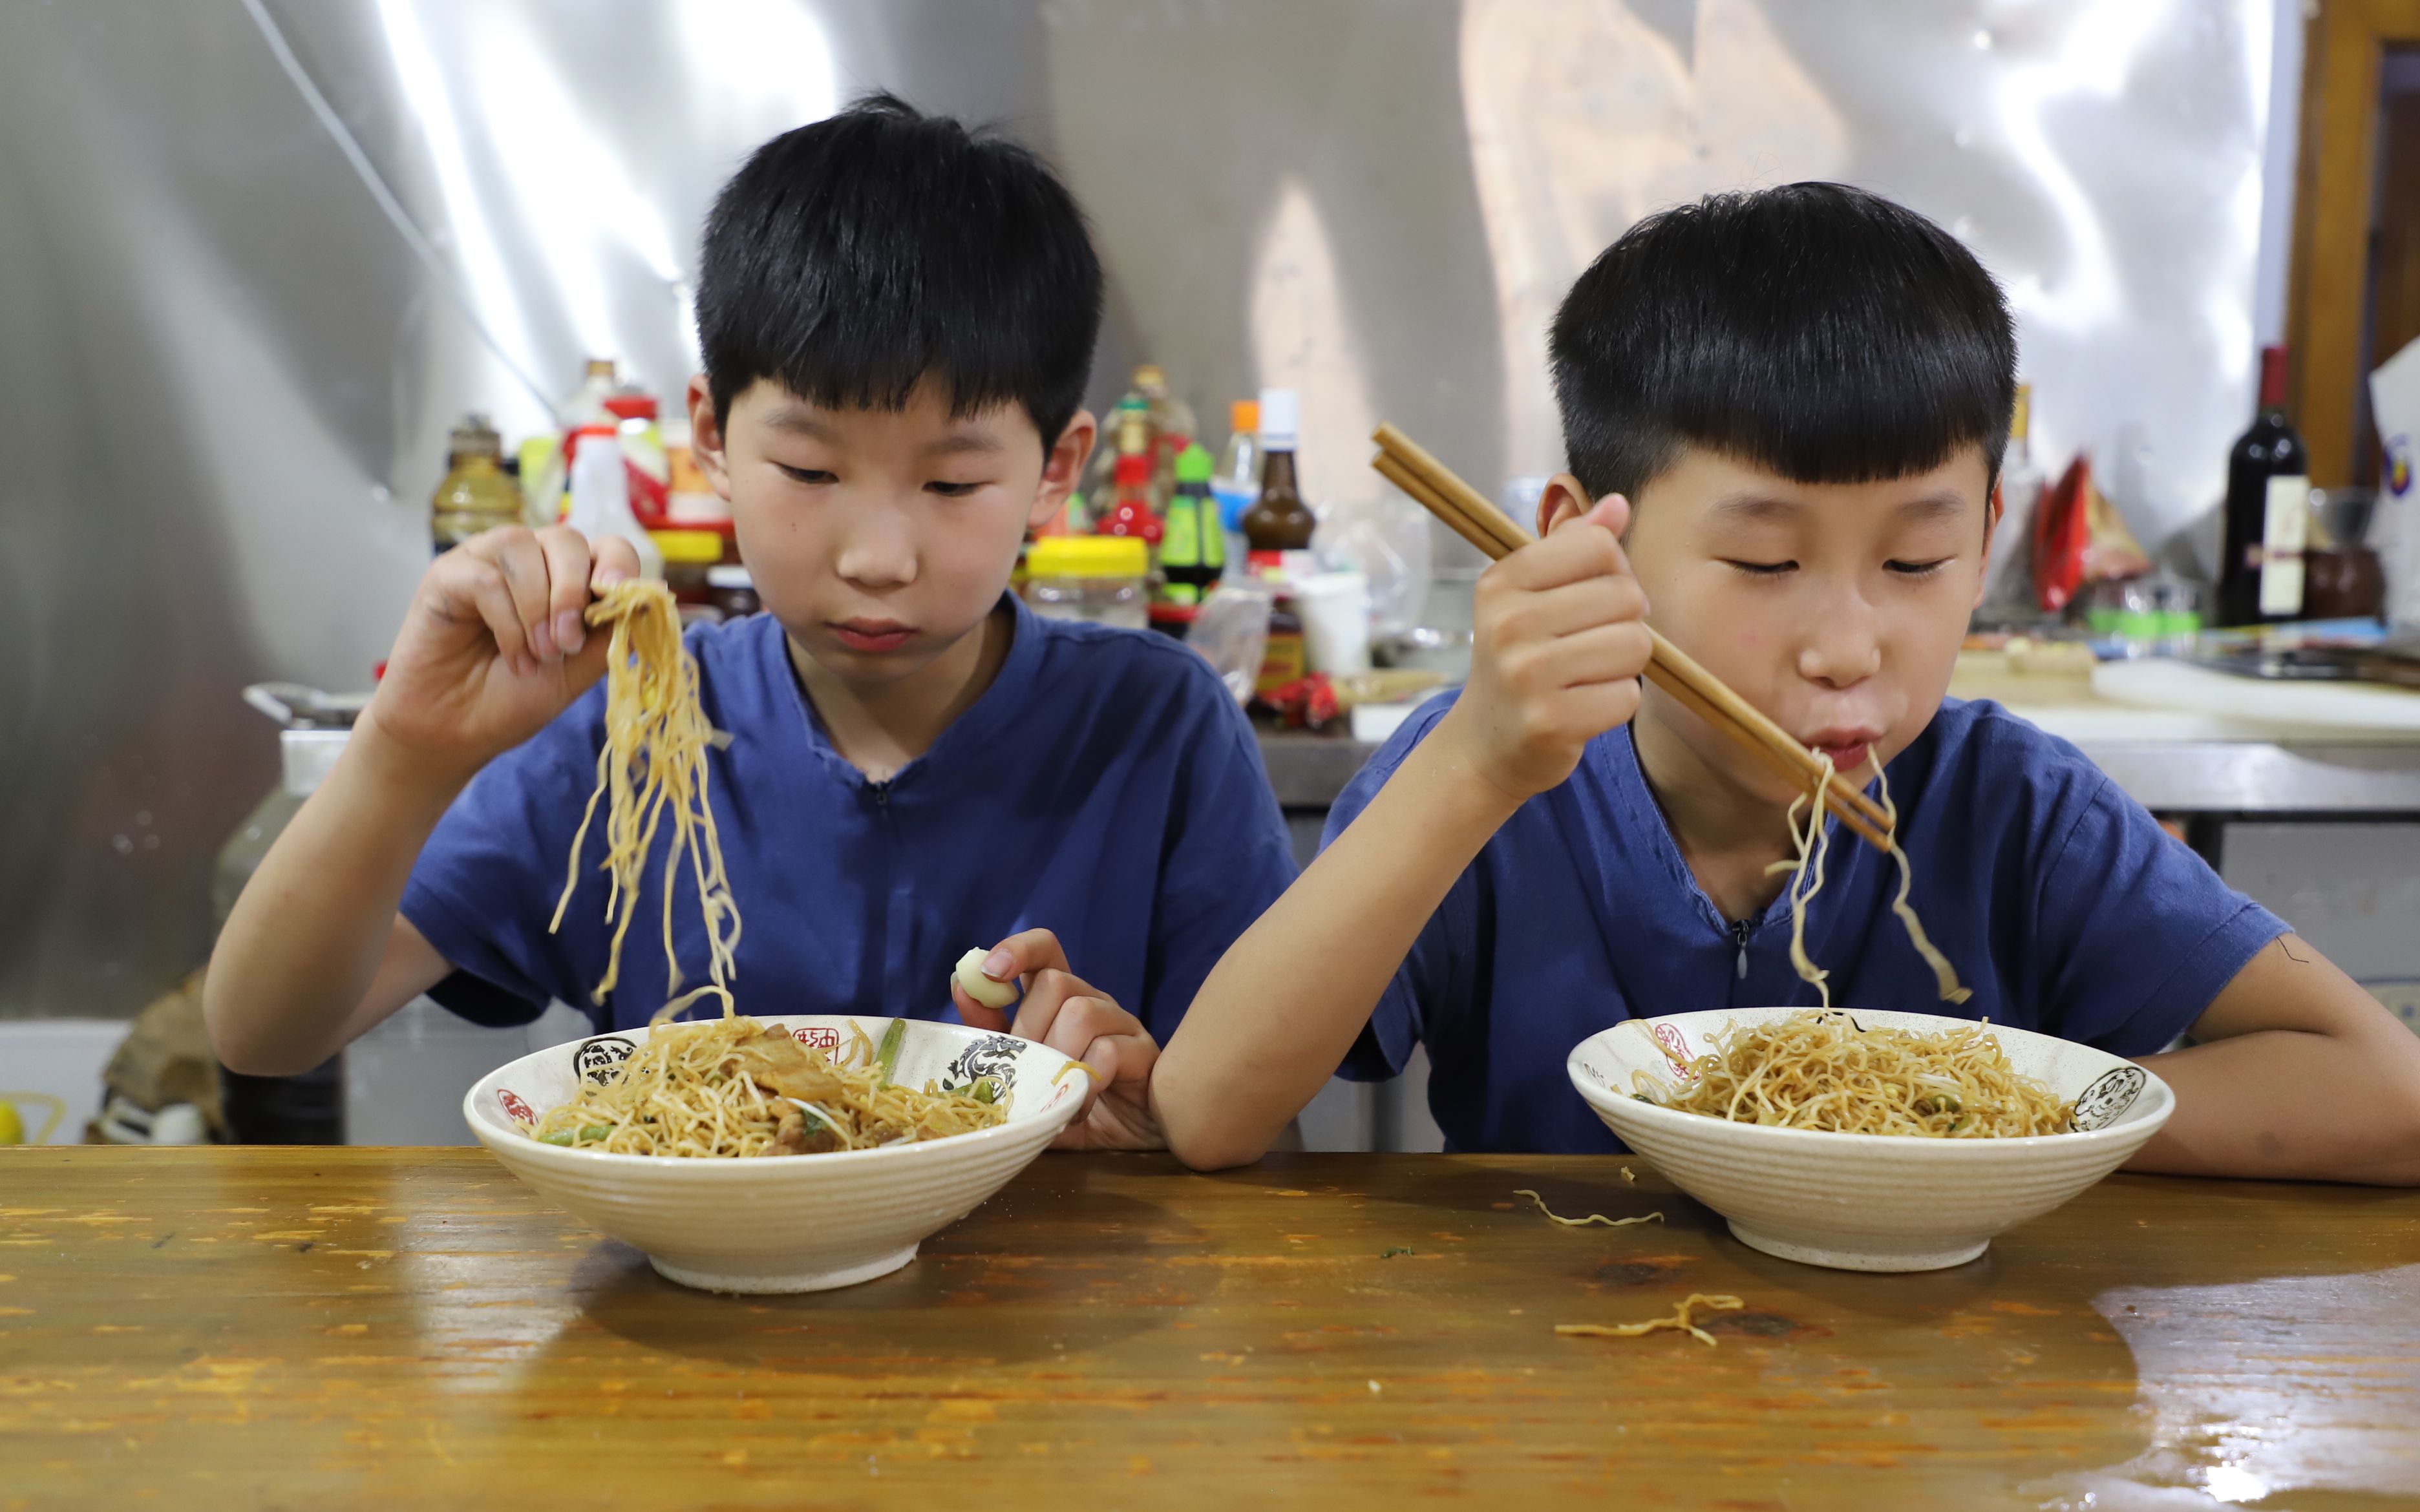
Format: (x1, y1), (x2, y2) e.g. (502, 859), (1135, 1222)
(5, 1149), (2417, 1509)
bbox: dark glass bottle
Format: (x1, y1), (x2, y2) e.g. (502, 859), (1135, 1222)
(2215, 346), (2311, 626)
(1241, 388), (1314, 564)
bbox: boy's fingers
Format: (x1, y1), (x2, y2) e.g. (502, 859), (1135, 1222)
(1518, 569), (1650, 641)
(1040, 995), (1147, 1071)
(535, 528), (595, 655)
(983, 927), (1070, 985)
(951, 977), (1011, 1033)
(1536, 620), (1656, 689)
(1490, 531), (1627, 600)
(474, 528), (561, 662)
(589, 532), (642, 590)
(430, 551), (533, 668)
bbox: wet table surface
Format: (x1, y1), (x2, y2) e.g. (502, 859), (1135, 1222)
(4, 1148), (2417, 1510)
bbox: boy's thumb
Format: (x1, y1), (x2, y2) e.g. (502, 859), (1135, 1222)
(1584, 493), (1631, 536)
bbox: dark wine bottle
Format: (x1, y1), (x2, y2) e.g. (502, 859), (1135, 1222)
(2214, 345), (2311, 626)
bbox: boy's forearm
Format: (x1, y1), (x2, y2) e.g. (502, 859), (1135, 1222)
(1153, 726), (1523, 1170)
(204, 715), (464, 1075)
(2127, 1026), (2420, 1184)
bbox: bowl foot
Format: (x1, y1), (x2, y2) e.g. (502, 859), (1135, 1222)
(650, 1243), (919, 1294)
(1727, 1221), (1987, 1273)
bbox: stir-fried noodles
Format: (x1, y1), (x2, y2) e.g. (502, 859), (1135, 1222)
(1642, 1009), (2074, 1137)
(530, 1016), (1006, 1157)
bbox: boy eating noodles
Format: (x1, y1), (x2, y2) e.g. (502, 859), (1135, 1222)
(1154, 183), (2420, 1180)
(207, 96), (1295, 1150)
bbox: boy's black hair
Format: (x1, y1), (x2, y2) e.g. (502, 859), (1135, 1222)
(1548, 182), (2016, 503)
(697, 92), (1102, 445)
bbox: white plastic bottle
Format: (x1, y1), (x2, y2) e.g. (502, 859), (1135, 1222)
(564, 425), (664, 580)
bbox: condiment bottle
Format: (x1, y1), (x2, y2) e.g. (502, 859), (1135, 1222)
(1241, 387), (1313, 570)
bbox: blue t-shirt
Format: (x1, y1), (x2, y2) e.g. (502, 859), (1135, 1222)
(1325, 694), (2288, 1153)
(403, 595), (1296, 1043)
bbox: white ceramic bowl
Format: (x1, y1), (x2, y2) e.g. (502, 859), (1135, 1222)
(1567, 1008), (2174, 1272)
(465, 1015), (1086, 1293)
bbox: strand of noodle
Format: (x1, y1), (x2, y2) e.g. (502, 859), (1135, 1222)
(1556, 1294), (1745, 1346)
(1514, 1189), (1664, 1228)
(1783, 759), (1836, 1009)
(1866, 755), (1973, 1004)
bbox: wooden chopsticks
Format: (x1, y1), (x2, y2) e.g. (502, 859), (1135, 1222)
(1370, 423), (1895, 852)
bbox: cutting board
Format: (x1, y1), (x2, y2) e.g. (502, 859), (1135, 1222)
(2091, 658), (2420, 731)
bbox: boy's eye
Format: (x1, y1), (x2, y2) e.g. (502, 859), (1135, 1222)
(1723, 559), (1796, 578)
(774, 463), (836, 486)
(1887, 557), (1953, 577)
(924, 480), (986, 498)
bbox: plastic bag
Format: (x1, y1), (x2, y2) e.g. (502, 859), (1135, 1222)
(1314, 492), (1430, 638)
(1189, 583), (1273, 706)
(2032, 454), (2149, 613)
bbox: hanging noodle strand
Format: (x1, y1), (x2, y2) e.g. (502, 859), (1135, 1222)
(549, 581), (739, 1011)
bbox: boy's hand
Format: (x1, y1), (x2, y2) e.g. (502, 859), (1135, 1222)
(363, 526), (642, 789)
(951, 929), (1162, 1151)
(1439, 494), (1652, 803)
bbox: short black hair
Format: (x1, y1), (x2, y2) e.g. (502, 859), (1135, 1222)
(697, 92), (1102, 445)
(1548, 182), (2015, 503)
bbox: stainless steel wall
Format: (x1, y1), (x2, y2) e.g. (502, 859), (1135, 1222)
(0, 0), (2287, 1019)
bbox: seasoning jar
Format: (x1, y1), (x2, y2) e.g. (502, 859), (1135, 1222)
(707, 563), (761, 620)
(653, 529), (727, 627)
(1024, 536), (1149, 630)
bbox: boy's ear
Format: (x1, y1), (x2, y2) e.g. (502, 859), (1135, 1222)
(1975, 476), (2005, 610)
(686, 375), (732, 502)
(1031, 409), (1098, 531)
(1536, 472), (1598, 537)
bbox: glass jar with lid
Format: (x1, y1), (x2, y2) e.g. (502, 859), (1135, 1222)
(1024, 536), (1149, 630)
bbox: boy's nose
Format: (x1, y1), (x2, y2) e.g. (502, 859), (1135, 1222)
(1796, 595), (1882, 689)
(833, 511), (919, 590)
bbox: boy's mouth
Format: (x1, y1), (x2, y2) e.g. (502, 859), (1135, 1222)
(829, 619), (915, 654)
(1801, 728), (1884, 773)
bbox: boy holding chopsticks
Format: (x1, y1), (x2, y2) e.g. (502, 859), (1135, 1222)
(1153, 183), (2420, 1181)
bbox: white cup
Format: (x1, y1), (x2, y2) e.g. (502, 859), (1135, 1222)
(1298, 571), (1372, 675)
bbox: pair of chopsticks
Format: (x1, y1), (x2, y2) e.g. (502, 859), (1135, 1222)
(1370, 423), (1894, 852)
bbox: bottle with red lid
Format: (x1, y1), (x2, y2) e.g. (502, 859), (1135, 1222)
(1097, 453), (1163, 549)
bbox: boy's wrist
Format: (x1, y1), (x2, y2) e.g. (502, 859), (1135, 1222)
(346, 709), (479, 822)
(1406, 708), (1533, 835)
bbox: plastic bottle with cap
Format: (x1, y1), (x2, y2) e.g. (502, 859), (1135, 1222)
(1160, 442), (1224, 605)
(1212, 397), (1264, 534)
(565, 425), (664, 580)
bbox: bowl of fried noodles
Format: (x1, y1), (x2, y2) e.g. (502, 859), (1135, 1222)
(1566, 1008), (2174, 1272)
(466, 1013), (1087, 1293)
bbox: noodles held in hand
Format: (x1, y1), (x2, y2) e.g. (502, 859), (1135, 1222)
(531, 1016), (1006, 1157)
(1642, 1009), (2074, 1137)
(551, 580), (739, 1010)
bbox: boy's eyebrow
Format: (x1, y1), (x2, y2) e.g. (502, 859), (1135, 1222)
(1706, 492), (1971, 522)
(761, 406), (836, 440)
(1893, 493), (1970, 522)
(916, 430), (1006, 459)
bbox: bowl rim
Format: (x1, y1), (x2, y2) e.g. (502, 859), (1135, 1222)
(464, 1012), (1088, 1171)
(1567, 1007), (2175, 1156)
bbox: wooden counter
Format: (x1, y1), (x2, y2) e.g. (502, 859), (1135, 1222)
(4, 1148), (2417, 1509)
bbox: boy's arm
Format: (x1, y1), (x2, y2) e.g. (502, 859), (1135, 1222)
(204, 527), (636, 1075)
(1152, 494), (1652, 1170)
(2127, 933), (2420, 1184)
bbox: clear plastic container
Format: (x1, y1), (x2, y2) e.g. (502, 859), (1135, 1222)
(1024, 536), (1149, 630)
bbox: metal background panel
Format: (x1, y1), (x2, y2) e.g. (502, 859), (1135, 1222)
(0, 0), (2286, 1018)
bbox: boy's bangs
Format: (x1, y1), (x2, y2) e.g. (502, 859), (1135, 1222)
(699, 96), (1101, 446)
(1551, 183), (2017, 501)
